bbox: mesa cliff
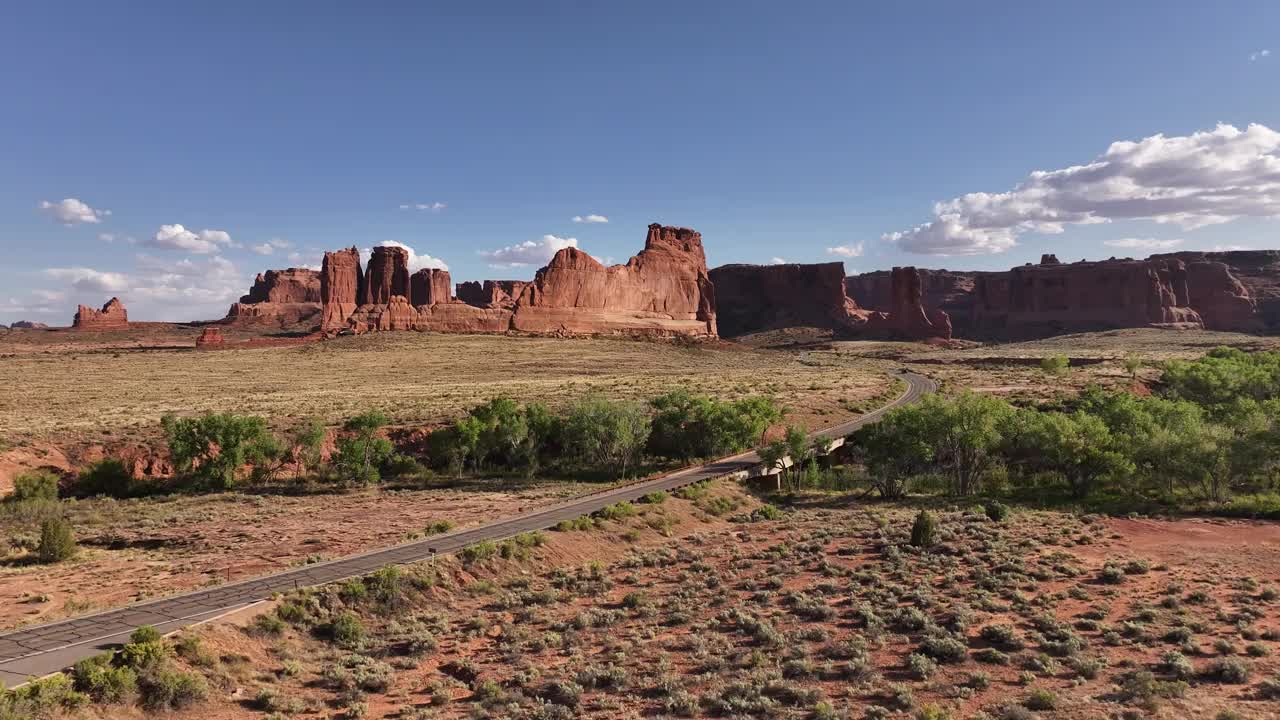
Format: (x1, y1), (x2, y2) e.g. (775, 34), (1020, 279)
(73, 297), (129, 330)
(318, 224), (718, 337)
(847, 251), (1268, 339)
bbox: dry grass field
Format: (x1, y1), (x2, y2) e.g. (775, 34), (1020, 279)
(0, 332), (889, 444)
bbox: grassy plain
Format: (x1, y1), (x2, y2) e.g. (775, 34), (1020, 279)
(0, 332), (888, 443)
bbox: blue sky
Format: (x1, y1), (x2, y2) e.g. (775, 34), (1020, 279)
(2, 1), (1278, 322)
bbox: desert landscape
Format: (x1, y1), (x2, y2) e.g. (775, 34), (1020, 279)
(6, 4), (1280, 720)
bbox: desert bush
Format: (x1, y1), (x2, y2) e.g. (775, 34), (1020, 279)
(37, 517), (76, 563)
(325, 611), (366, 648)
(424, 519), (454, 535)
(460, 540), (498, 564)
(138, 668), (208, 711)
(71, 653), (137, 703)
(984, 499), (1010, 522)
(1200, 657), (1251, 683)
(910, 510), (936, 548)
(71, 458), (135, 498)
(1040, 355), (1070, 376)
(11, 470), (60, 501)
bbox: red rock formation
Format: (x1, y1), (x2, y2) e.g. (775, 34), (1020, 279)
(708, 262), (861, 337)
(846, 269), (979, 335)
(320, 247), (364, 331)
(346, 296), (513, 334)
(456, 280), (528, 308)
(511, 224), (717, 336)
(1183, 262), (1260, 332)
(239, 268), (321, 304)
(195, 327), (225, 347)
(863, 267), (953, 340)
(1152, 250), (1275, 330)
(73, 298), (129, 331)
(971, 257), (1203, 337)
(410, 268), (452, 306)
(8, 321), (49, 329)
(361, 246), (410, 306)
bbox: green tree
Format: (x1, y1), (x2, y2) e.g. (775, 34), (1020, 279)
(161, 413), (278, 490)
(289, 419), (327, 484)
(73, 459), (134, 498)
(853, 403), (936, 499)
(333, 410), (393, 485)
(1006, 410), (1134, 498)
(470, 397), (528, 470)
(927, 392), (1014, 496)
(565, 396), (652, 479)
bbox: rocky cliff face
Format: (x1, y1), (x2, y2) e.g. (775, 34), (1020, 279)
(863, 267), (953, 340)
(361, 246), (411, 306)
(709, 262), (861, 337)
(226, 267), (323, 325)
(73, 298), (129, 330)
(320, 247), (364, 331)
(8, 321), (49, 330)
(410, 268), (453, 306)
(846, 269), (979, 335)
(510, 224), (717, 336)
(1151, 250), (1278, 331)
(969, 257), (1203, 338)
(456, 280), (528, 308)
(195, 327), (225, 347)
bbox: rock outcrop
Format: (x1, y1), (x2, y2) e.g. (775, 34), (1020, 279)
(510, 224), (717, 336)
(361, 246), (410, 306)
(863, 267), (953, 340)
(846, 269), (979, 336)
(456, 280), (528, 308)
(320, 247), (364, 331)
(1152, 251), (1276, 331)
(225, 268), (323, 325)
(8, 321), (49, 329)
(73, 298), (129, 331)
(709, 262), (861, 337)
(195, 327), (225, 347)
(411, 268), (453, 306)
(969, 257), (1203, 337)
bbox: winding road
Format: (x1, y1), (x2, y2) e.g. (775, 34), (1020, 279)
(0, 371), (934, 685)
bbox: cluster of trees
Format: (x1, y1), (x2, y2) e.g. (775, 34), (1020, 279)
(855, 347), (1280, 509)
(428, 390), (783, 480)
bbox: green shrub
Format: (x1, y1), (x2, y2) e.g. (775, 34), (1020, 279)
(459, 540), (498, 564)
(1040, 355), (1070, 376)
(73, 459), (135, 498)
(1024, 688), (1057, 710)
(326, 611), (366, 648)
(138, 668), (208, 710)
(984, 499), (1011, 522)
(11, 470), (59, 501)
(639, 491), (668, 504)
(1200, 657), (1251, 683)
(596, 501), (637, 521)
(71, 653), (137, 703)
(910, 510), (936, 548)
(424, 520), (454, 535)
(37, 517), (76, 563)
(251, 613), (286, 637)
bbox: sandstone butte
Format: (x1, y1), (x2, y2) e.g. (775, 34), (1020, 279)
(224, 267), (322, 325)
(847, 252), (1266, 339)
(709, 262), (952, 340)
(72, 297), (129, 331)
(317, 223), (720, 337)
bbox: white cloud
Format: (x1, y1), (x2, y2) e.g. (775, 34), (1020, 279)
(400, 202), (447, 212)
(1250, 49), (1271, 61)
(826, 243), (864, 258)
(39, 198), (111, 225)
(572, 214), (609, 224)
(1103, 237), (1185, 250)
(480, 235), (579, 268)
(146, 224), (237, 254)
(129, 256), (244, 307)
(251, 238), (292, 255)
(359, 241), (449, 273)
(769, 257), (788, 265)
(883, 123), (1280, 255)
(44, 267), (131, 294)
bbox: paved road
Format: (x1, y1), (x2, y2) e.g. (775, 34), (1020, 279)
(0, 371), (934, 685)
